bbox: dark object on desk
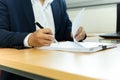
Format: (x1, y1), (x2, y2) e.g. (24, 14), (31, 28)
(99, 3), (120, 39)
(99, 33), (120, 39)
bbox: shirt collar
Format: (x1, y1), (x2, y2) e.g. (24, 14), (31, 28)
(31, 0), (53, 10)
(31, 0), (53, 4)
(43, 0), (53, 9)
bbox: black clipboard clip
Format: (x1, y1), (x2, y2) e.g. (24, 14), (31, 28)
(99, 45), (107, 50)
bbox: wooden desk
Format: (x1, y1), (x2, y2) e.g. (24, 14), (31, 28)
(0, 37), (120, 80)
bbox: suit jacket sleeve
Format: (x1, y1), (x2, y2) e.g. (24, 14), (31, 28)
(62, 0), (73, 41)
(55, 0), (86, 41)
(0, 0), (28, 49)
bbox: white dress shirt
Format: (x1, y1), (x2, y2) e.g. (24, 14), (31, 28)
(24, 0), (55, 47)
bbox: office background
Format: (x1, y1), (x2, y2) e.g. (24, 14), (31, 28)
(66, 0), (117, 33)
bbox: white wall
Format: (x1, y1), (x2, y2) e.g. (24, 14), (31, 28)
(67, 4), (117, 33)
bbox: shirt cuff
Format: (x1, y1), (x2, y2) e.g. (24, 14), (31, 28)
(24, 33), (32, 47)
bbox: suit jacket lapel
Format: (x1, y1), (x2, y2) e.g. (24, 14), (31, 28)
(22, 0), (61, 32)
(22, 0), (35, 30)
(51, 0), (61, 33)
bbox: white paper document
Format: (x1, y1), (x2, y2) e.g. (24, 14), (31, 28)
(37, 41), (116, 52)
(72, 8), (85, 42)
(37, 8), (116, 52)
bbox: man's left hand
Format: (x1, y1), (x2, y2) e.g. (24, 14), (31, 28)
(74, 27), (86, 41)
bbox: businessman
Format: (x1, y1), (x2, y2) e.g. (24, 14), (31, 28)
(0, 0), (86, 80)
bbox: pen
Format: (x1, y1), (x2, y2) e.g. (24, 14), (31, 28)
(35, 22), (58, 43)
(35, 22), (44, 29)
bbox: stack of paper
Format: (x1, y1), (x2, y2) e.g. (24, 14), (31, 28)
(37, 41), (116, 52)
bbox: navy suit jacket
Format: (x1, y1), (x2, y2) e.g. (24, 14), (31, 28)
(0, 0), (73, 48)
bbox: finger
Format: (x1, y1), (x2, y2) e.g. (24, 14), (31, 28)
(76, 30), (85, 41)
(42, 28), (53, 35)
(75, 27), (83, 36)
(38, 40), (52, 46)
(43, 34), (54, 41)
(35, 30), (54, 41)
(43, 40), (53, 45)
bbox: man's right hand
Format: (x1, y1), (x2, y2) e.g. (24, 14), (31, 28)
(28, 28), (54, 47)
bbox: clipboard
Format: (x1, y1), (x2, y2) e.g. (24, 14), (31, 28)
(37, 41), (116, 52)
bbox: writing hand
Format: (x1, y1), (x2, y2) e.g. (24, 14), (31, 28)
(28, 28), (54, 47)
